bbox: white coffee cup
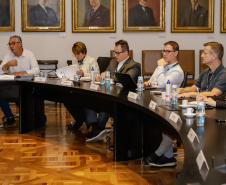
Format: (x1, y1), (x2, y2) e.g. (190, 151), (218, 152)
(162, 92), (166, 99)
(182, 100), (188, 106)
(186, 108), (194, 114)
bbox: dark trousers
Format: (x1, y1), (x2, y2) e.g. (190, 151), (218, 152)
(85, 109), (110, 130)
(64, 103), (86, 125)
(0, 98), (14, 118)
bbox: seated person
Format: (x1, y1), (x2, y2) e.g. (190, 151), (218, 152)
(142, 41), (184, 167)
(64, 41), (100, 130)
(144, 41), (184, 88)
(85, 39), (141, 142)
(197, 92), (226, 108)
(143, 41), (226, 168)
(0, 35), (40, 126)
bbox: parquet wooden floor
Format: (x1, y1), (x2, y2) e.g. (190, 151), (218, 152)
(0, 102), (184, 185)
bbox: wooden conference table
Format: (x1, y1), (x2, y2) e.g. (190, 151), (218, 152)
(1, 78), (226, 185)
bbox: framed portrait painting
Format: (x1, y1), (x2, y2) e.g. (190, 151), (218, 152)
(22, 0), (65, 32)
(0, 0), (14, 31)
(171, 0), (214, 33)
(221, 0), (226, 33)
(72, 0), (116, 33)
(123, 0), (165, 32)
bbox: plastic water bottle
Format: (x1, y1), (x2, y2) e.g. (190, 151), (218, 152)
(105, 71), (110, 87)
(137, 76), (143, 92)
(171, 84), (178, 104)
(196, 101), (205, 126)
(165, 80), (171, 102)
(91, 67), (95, 84)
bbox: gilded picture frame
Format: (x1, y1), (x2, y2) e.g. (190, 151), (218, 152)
(171, 0), (214, 33)
(72, 0), (116, 33)
(0, 0), (14, 31)
(22, 0), (65, 32)
(123, 0), (165, 32)
(221, 0), (226, 33)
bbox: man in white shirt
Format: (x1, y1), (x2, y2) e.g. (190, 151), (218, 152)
(144, 41), (184, 88)
(0, 35), (40, 126)
(142, 41), (184, 168)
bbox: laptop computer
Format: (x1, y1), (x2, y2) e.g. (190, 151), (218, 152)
(115, 73), (137, 90)
(115, 72), (158, 90)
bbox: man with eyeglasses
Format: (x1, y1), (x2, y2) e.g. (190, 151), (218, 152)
(144, 41), (184, 88)
(178, 42), (226, 98)
(0, 35), (39, 126)
(84, 40), (141, 142)
(142, 41), (184, 168)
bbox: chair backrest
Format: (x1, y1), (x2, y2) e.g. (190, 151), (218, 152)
(180, 71), (188, 88)
(97, 57), (113, 74)
(110, 50), (133, 58)
(67, 60), (72, 66)
(199, 50), (208, 74)
(178, 50), (195, 78)
(37, 60), (58, 71)
(142, 50), (162, 77)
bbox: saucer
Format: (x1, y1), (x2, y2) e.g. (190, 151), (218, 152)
(184, 113), (196, 118)
(179, 105), (190, 109)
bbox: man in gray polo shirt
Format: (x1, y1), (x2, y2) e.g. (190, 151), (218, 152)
(179, 42), (226, 98)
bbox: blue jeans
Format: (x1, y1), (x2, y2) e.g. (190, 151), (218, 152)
(0, 98), (14, 118)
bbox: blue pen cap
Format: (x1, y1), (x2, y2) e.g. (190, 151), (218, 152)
(91, 67), (94, 71)
(167, 80), (170, 84)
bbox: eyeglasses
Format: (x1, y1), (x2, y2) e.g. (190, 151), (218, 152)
(113, 50), (125, 55)
(7, 42), (20, 46)
(162, 50), (174, 54)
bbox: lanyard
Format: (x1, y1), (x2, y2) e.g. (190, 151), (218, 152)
(165, 62), (178, 72)
(206, 70), (215, 91)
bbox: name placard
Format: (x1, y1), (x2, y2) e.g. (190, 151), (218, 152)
(90, 84), (100, 91)
(0, 75), (14, 80)
(60, 80), (73, 87)
(149, 100), (158, 110)
(187, 128), (200, 144)
(34, 77), (47, 83)
(128, 91), (140, 100)
(196, 150), (209, 171)
(169, 112), (182, 123)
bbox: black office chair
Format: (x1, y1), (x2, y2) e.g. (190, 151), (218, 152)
(97, 57), (113, 74)
(180, 71), (188, 88)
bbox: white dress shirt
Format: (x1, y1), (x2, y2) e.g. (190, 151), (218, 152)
(72, 55), (100, 77)
(148, 62), (184, 88)
(0, 49), (40, 75)
(116, 57), (129, 72)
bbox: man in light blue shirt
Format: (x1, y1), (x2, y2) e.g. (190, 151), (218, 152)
(143, 41), (184, 168)
(144, 41), (184, 88)
(0, 35), (39, 126)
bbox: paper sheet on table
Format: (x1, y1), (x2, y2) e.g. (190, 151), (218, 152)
(56, 65), (79, 78)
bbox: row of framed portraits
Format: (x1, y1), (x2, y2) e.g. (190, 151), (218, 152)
(1, 0), (226, 33)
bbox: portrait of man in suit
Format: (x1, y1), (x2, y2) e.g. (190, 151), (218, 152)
(0, 0), (10, 26)
(128, 0), (157, 27)
(28, 0), (59, 27)
(82, 0), (110, 27)
(180, 0), (208, 27)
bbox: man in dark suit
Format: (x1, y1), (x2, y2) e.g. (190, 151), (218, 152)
(181, 0), (208, 27)
(28, 0), (59, 26)
(0, 5), (9, 26)
(129, 0), (157, 27)
(83, 0), (110, 27)
(85, 40), (141, 142)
